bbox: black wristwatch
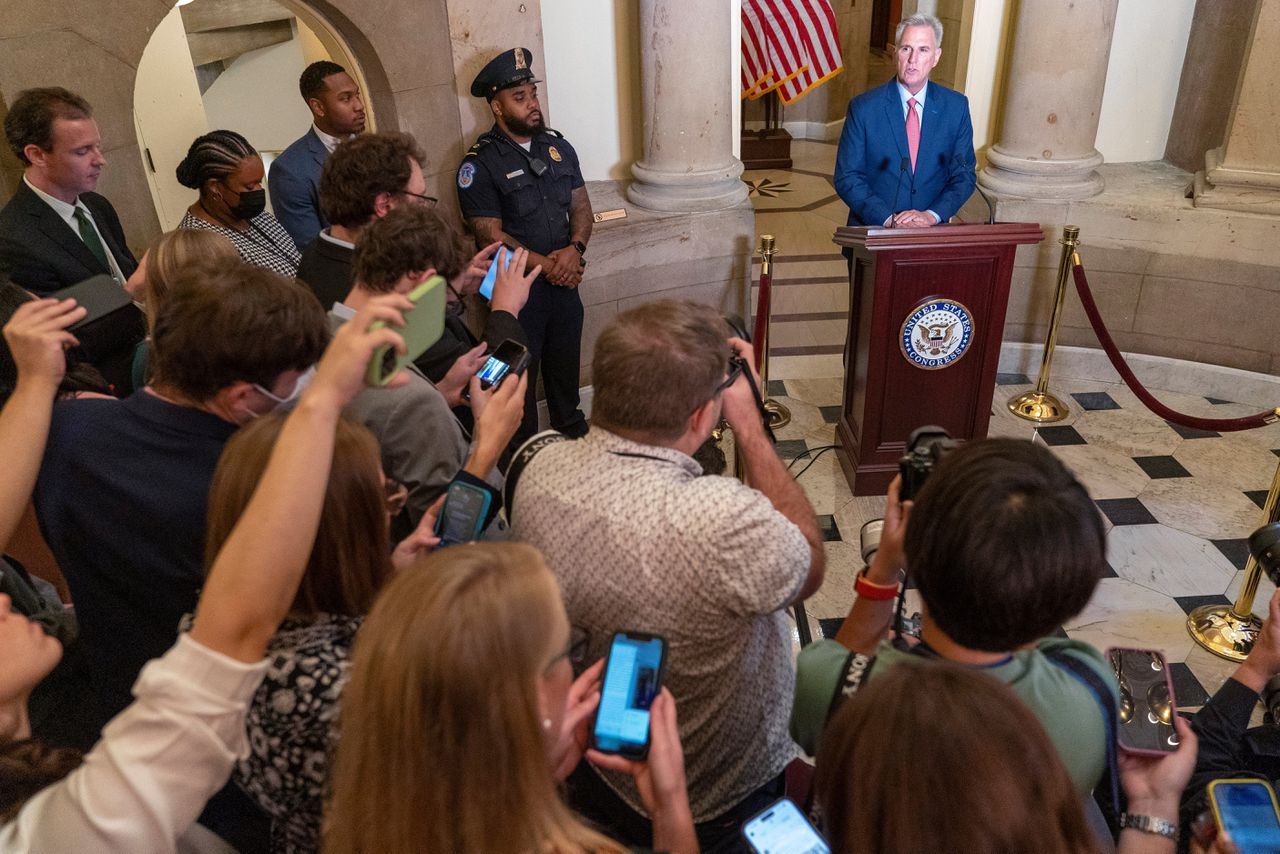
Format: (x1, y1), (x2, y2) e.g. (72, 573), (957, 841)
(571, 240), (587, 257)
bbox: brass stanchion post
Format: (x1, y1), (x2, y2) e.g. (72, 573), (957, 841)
(1008, 225), (1079, 423)
(1189, 458), (1280, 661)
(758, 235), (791, 430)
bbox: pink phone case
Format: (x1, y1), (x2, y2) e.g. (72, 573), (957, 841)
(1106, 646), (1179, 756)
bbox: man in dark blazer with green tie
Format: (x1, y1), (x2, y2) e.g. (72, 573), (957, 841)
(0, 87), (138, 296)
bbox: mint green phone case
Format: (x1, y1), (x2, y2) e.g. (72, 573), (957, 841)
(365, 274), (446, 387)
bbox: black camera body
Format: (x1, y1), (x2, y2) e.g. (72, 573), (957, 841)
(898, 425), (961, 502)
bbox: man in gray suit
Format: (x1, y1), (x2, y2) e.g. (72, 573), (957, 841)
(268, 61), (366, 251)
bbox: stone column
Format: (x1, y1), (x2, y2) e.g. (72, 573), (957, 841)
(1193, 0), (1280, 214)
(978, 0), (1119, 200)
(627, 0), (748, 212)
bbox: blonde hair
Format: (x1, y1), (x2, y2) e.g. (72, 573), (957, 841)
(142, 229), (239, 330)
(325, 543), (622, 854)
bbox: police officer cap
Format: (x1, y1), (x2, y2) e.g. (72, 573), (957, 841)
(470, 47), (542, 99)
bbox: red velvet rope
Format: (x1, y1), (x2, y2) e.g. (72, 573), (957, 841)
(752, 266), (771, 367)
(1071, 261), (1277, 432)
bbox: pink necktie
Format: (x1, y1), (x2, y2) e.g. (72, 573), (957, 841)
(906, 97), (920, 171)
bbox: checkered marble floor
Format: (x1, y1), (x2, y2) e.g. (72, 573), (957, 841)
(767, 372), (1280, 713)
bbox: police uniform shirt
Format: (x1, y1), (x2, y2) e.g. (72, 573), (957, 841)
(455, 128), (584, 257)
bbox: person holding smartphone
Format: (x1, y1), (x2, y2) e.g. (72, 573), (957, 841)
(325, 542), (698, 854)
(813, 660), (1197, 854)
(334, 206), (529, 526)
(0, 292), (412, 850)
(509, 300), (826, 851)
(1182, 588), (1280, 845)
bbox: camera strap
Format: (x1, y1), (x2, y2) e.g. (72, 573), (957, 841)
(1045, 649), (1122, 823)
(502, 430), (570, 524)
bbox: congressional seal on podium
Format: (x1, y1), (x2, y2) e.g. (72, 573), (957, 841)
(900, 299), (974, 370)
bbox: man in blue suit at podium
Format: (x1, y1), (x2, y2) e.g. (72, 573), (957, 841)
(834, 13), (975, 229)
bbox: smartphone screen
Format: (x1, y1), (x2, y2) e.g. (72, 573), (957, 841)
(475, 339), (529, 390)
(743, 799), (830, 854)
(478, 246), (513, 301)
(1211, 780), (1280, 853)
(1108, 647), (1178, 754)
(433, 482), (491, 546)
(593, 632), (665, 757)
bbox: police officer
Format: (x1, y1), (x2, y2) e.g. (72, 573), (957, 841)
(457, 47), (593, 440)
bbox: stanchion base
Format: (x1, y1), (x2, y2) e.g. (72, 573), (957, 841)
(765, 399), (792, 429)
(1007, 391), (1069, 423)
(1187, 604), (1263, 662)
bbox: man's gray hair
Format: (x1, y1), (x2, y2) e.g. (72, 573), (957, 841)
(895, 13), (944, 47)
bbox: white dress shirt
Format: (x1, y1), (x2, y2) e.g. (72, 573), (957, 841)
(891, 80), (940, 224)
(24, 175), (127, 285)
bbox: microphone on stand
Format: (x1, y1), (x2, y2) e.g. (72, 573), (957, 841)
(974, 182), (997, 225)
(888, 157), (909, 227)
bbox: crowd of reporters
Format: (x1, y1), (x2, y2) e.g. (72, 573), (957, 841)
(0, 76), (1277, 854)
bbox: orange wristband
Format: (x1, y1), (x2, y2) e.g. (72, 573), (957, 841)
(854, 567), (900, 601)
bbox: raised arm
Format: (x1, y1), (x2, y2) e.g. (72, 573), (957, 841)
(721, 336), (825, 602)
(189, 292), (414, 663)
(0, 298), (85, 551)
(833, 476), (909, 654)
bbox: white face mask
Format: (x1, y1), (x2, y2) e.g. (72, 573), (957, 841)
(252, 364), (317, 407)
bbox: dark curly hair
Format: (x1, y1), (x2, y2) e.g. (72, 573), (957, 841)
(319, 132), (425, 228)
(352, 205), (467, 293)
(175, 129), (256, 190)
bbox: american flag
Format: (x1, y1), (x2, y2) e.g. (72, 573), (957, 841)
(741, 0), (844, 104)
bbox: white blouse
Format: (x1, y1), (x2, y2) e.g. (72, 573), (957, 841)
(0, 633), (268, 853)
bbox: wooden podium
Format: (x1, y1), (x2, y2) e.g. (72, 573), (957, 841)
(832, 222), (1044, 495)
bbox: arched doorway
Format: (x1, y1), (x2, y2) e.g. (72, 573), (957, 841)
(132, 0), (376, 229)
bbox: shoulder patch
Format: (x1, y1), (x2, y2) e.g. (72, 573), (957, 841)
(458, 161), (476, 189)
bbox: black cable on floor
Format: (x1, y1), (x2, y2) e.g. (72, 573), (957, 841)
(787, 444), (840, 478)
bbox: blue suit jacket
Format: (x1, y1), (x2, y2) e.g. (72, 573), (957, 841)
(834, 78), (976, 227)
(268, 127), (328, 251)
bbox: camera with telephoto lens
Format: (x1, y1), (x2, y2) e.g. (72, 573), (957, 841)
(898, 425), (962, 502)
(1250, 521), (1280, 586)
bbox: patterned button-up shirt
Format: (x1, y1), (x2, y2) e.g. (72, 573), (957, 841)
(510, 427), (811, 821)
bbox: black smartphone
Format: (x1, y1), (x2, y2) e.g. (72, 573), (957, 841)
(1107, 647), (1179, 755)
(1209, 779), (1280, 853)
(743, 798), (830, 854)
(432, 480), (493, 547)
(591, 631), (667, 759)
(463, 338), (530, 400)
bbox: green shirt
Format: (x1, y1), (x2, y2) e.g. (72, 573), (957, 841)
(791, 637), (1117, 794)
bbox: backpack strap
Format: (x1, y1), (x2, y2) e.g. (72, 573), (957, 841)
(1045, 648), (1122, 821)
(503, 430), (569, 524)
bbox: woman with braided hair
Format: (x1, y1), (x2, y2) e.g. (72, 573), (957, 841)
(176, 129), (301, 277)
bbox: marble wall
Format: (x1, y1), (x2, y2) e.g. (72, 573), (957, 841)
(0, 0), (754, 386)
(972, 160), (1280, 376)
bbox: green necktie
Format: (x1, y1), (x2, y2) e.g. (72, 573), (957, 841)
(72, 206), (110, 271)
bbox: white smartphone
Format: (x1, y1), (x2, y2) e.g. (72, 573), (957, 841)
(742, 798), (829, 854)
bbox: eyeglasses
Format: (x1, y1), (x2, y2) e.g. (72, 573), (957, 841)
(545, 625), (591, 673)
(384, 477), (408, 517)
(252, 364), (316, 406)
(395, 190), (438, 207)
(715, 355), (746, 395)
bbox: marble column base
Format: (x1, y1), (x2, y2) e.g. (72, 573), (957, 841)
(627, 158), (750, 212)
(979, 145), (1106, 200)
(1193, 146), (1280, 214)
